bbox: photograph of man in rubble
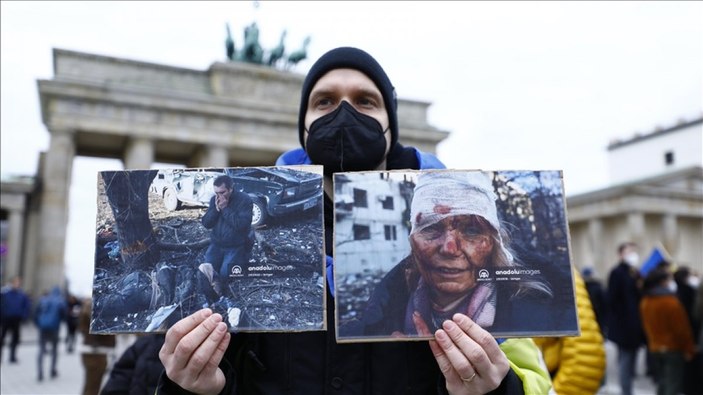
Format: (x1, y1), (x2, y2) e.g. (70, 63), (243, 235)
(334, 169), (578, 342)
(90, 165), (325, 334)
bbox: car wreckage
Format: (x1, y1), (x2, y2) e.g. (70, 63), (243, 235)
(149, 167), (322, 227)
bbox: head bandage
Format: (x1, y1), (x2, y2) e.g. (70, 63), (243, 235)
(409, 171), (513, 263)
(410, 171), (500, 235)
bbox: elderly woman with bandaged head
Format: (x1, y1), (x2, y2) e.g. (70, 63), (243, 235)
(342, 170), (555, 338)
(405, 171), (552, 334)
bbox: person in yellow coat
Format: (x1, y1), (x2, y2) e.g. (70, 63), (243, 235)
(534, 268), (606, 395)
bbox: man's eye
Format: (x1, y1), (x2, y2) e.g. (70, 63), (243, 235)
(314, 98), (334, 108)
(357, 97), (376, 108)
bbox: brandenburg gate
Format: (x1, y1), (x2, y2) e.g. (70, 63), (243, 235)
(27, 48), (449, 295)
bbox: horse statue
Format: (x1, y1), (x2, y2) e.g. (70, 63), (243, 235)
(267, 29), (287, 67)
(225, 23), (235, 61)
(286, 36), (311, 69)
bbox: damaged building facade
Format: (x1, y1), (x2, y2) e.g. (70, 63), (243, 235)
(334, 172), (416, 276)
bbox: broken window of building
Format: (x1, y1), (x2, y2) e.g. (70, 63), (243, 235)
(353, 188), (368, 208)
(353, 224), (370, 240)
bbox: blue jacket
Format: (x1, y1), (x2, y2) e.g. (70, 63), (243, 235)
(275, 147), (445, 170)
(0, 287), (31, 320)
(34, 287), (67, 331)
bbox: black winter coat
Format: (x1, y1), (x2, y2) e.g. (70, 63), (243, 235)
(101, 335), (165, 395)
(606, 262), (646, 348)
(201, 190), (253, 248)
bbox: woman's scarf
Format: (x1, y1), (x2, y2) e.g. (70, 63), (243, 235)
(404, 277), (497, 334)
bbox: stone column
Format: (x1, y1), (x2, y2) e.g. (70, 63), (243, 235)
(124, 137), (154, 170)
(37, 129), (75, 294)
(661, 214), (678, 256)
(587, 218), (604, 274)
(4, 206), (25, 281)
(190, 145), (229, 168)
(23, 204), (41, 297)
(627, 212), (646, 247)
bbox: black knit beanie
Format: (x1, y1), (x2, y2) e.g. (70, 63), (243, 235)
(298, 47), (398, 150)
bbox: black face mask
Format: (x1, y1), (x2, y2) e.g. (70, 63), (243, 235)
(305, 101), (389, 176)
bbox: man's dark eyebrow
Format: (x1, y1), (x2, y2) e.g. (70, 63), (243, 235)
(356, 88), (384, 101)
(359, 88), (383, 98)
(308, 87), (383, 103)
(308, 89), (336, 102)
(309, 88), (335, 96)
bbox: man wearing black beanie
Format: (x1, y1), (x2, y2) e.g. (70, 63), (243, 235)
(158, 47), (550, 395)
(279, 46), (443, 179)
(298, 46), (399, 150)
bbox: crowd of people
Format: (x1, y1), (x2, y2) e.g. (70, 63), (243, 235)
(0, 279), (126, 394)
(595, 242), (702, 395)
(0, 277), (90, 383)
(2, 46), (701, 395)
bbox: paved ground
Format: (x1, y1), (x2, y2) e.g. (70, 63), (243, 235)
(1, 323), (657, 395)
(0, 324), (135, 395)
(598, 341), (656, 395)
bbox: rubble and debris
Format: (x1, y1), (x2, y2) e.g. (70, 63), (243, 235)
(336, 269), (387, 327)
(90, 187), (325, 334)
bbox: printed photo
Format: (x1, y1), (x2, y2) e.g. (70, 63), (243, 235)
(334, 169), (579, 342)
(90, 165), (325, 334)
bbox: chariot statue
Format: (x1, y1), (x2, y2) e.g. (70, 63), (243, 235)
(224, 21), (310, 70)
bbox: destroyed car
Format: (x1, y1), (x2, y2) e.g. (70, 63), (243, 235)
(150, 167), (322, 227)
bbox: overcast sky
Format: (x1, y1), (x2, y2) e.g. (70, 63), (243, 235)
(2, 1), (701, 296)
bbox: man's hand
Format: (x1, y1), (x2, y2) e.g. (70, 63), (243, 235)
(216, 195), (228, 212)
(426, 313), (510, 395)
(159, 308), (231, 395)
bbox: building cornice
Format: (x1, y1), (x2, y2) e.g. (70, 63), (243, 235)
(566, 166), (703, 221)
(607, 117), (703, 151)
